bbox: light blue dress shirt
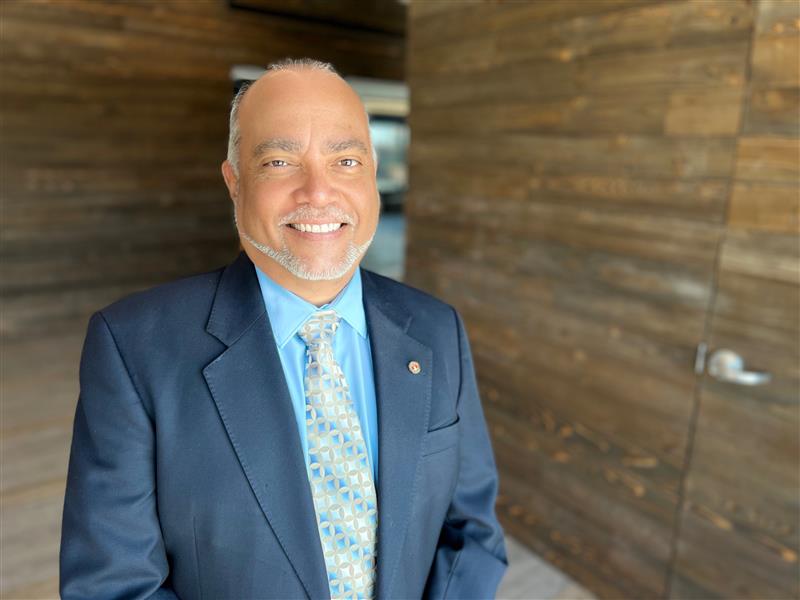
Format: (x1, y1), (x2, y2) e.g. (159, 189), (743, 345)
(253, 265), (379, 484)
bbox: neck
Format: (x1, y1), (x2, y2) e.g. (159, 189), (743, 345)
(244, 247), (357, 306)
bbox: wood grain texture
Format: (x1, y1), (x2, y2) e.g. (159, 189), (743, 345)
(668, 2), (800, 594)
(405, 0), (797, 598)
(0, 0), (404, 337)
(668, 234), (800, 600)
(230, 0), (406, 35)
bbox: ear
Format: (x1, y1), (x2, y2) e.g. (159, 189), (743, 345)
(221, 160), (239, 204)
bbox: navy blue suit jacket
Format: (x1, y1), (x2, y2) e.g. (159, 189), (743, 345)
(60, 251), (508, 599)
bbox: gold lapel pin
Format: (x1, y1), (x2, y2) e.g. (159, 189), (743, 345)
(408, 360), (421, 375)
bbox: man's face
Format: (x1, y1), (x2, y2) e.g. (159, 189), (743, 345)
(222, 69), (380, 282)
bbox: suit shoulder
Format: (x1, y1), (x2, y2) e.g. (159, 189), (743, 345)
(97, 264), (225, 327)
(361, 269), (456, 319)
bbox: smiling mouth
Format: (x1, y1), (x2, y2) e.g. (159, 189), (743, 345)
(287, 222), (347, 234)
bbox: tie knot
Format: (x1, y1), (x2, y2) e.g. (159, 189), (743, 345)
(298, 310), (341, 348)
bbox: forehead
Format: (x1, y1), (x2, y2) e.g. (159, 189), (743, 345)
(238, 70), (369, 147)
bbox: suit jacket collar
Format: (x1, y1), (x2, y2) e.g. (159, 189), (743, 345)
(203, 252), (432, 599)
(206, 251), (266, 347)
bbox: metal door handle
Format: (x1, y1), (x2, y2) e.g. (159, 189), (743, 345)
(707, 349), (772, 386)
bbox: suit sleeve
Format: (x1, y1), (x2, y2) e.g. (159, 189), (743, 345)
(60, 312), (179, 600)
(424, 308), (509, 599)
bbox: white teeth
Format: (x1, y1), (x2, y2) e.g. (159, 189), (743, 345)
(289, 223), (343, 233)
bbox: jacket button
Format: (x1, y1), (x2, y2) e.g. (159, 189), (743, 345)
(408, 360), (421, 374)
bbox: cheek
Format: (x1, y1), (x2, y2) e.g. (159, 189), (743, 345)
(245, 184), (290, 221)
(352, 183), (380, 220)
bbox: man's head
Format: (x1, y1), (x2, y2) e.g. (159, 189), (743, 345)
(221, 58), (380, 294)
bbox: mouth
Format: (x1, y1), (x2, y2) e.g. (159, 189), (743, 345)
(285, 222), (349, 239)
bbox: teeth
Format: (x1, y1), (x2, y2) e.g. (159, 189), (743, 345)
(289, 223), (343, 233)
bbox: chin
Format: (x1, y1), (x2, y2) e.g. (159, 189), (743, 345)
(262, 245), (355, 281)
(290, 258), (356, 282)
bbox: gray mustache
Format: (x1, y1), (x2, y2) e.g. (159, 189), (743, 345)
(280, 206), (354, 225)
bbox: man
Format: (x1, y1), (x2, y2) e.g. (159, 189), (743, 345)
(60, 58), (507, 599)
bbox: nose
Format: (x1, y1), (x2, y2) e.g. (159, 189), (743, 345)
(292, 164), (339, 207)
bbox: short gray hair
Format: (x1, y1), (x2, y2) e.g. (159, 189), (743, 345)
(227, 58), (362, 176)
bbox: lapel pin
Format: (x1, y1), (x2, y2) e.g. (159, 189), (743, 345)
(408, 360), (421, 375)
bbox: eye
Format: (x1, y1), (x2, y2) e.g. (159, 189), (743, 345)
(264, 159), (288, 168)
(339, 158), (361, 167)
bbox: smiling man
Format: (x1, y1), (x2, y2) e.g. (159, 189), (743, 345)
(60, 58), (507, 600)
(223, 62), (380, 301)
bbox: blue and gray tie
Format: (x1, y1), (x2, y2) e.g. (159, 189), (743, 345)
(299, 309), (378, 599)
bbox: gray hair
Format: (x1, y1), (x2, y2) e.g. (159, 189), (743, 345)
(226, 58), (375, 175)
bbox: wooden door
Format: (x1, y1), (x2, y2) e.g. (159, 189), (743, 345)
(668, 2), (800, 598)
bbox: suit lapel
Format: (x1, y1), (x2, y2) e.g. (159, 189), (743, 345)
(202, 252), (328, 599)
(362, 269), (433, 600)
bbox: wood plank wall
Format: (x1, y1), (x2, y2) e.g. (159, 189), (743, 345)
(1, 0), (404, 338)
(668, 1), (800, 597)
(405, 1), (796, 598)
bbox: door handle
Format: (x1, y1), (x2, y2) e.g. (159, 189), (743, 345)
(706, 348), (772, 386)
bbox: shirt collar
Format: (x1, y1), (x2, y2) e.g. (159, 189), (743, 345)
(253, 264), (367, 348)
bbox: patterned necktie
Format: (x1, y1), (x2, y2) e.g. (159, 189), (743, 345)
(298, 309), (378, 600)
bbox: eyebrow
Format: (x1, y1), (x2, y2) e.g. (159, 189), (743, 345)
(252, 138), (302, 157)
(325, 138), (369, 155)
(251, 137), (369, 158)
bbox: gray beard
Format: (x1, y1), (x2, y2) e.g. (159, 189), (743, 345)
(233, 211), (374, 281)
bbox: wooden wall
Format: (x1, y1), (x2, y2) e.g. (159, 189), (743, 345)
(668, 2), (799, 597)
(406, 1), (798, 598)
(0, 0), (404, 337)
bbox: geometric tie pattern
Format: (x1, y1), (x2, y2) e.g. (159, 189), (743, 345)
(298, 310), (378, 599)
